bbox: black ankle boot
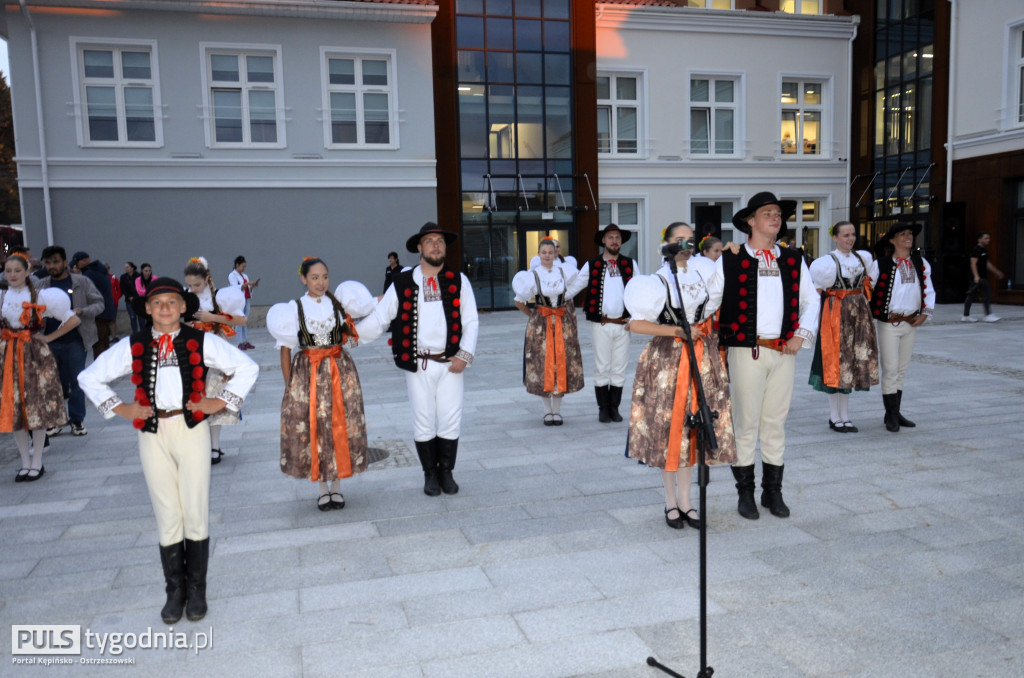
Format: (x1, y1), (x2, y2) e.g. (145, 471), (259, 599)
(595, 386), (611, 423)
(895, 390), (916, 427)
(414, 439), (441, 496)
(436, 437), (460, 495)
(607, 386), (624, 423)
(183, 537), (209, 622)
(158, 542), (187, 624)
(882, 393), (900, 432)
(760, 463), (790, 518)
(731, 465), (759, 520)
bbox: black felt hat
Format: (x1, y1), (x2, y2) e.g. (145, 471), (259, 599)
(873, 221), (922, 257)
(406, 222), (458, 254)
(731, 192), (798, 235)
(594, 223), (633, 246)
(131, 277), (200, 319)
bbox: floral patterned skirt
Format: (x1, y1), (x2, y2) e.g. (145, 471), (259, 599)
(627, 333), (736, 469)
(280, 346), (368, 481)
(0, 336), (68, 432)
(522, 302), (584, 397)
(809, 292), (879, 394)
(205, 368), (241, 426)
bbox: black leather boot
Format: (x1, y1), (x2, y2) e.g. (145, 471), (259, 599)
(436, 437), (460, 495)
(595, 386), (611, 423)
(731, 465), (759, 520)
(883, 393), (900, 432)
(895, 390), (916, 427)
(414, 439), (441, 496)
(607, 386), (624, 423)
(183, 537), (209, 622)
(158, 542), (187, 624)
(760, 463), (790, 518)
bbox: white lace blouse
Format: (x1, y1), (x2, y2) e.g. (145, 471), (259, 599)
(624, 257), (723, 325)
(512, 263), (587, 306)
(266, 281), (375, 350)
(1, 286), (75, 328)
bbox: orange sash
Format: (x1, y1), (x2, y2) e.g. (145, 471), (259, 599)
(665, 317), (714, 472)
(537, 306), (567, 394)
(192, 321), (237, 338)
(304, 345), (352, 481)
(0, 328), (32, 431)
(820, 285), (867, 388)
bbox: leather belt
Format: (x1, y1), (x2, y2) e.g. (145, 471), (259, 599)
(156, 408), (184, 418)
(751, 337), (786, 360)
(418, 352), (450, 370)
(887, 311), (919, 324)
(600, 315), (628, 326)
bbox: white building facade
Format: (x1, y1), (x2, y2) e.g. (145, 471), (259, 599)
(2, 0), (438, 301)
(595, 4), (858, 273)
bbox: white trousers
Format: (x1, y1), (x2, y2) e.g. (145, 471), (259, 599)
(137, 416), (211, 546)
(727, 347), (795, 467)
(405, 360), (465, 442)
(589, 321), (630, 387)
(875, 321), (917, 395)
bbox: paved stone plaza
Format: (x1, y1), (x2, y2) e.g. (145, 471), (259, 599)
(2, 303), (1023, 677)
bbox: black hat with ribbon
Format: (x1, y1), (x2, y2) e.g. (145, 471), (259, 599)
(873, 221), (922, 257)
(131, 277), (200, 319)
(406, 222), (458, 254)
(731, 192), (798, 235)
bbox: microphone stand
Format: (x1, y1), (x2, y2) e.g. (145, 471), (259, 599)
(646, 253), (717, 678)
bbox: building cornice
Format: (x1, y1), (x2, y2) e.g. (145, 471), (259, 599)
(951, 126), (1024, 152)
(7, 0), (438, 24)
(595, 4), (858, 39)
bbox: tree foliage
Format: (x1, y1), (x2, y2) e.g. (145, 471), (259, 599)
(0, 70), (21, 225)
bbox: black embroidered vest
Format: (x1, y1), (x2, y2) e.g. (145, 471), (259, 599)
(295, 296), (348, 348)
(129, 325), (209, 433)
(584, 256), (634, 322)
(719, 247), (803, 348)
(870, 250), (926, 320)
(389, 266), (463, 373)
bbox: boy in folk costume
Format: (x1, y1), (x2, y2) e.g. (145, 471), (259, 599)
(717, 193), (820, 520)
(78, 279), (259, 624)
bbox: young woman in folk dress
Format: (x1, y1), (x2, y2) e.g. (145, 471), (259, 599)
(807, 221), (879, 432)
(266, 257), (376, 511)
(183, 257), (248, 463)
(512, 238), (589, 426)
(624, 223), (736, 529)
(1, 253), (82, 481)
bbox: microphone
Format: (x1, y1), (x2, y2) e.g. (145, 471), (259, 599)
(661, 241), (693, 258)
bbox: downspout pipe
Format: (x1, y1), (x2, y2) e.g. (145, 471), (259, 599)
(846, 16), (859, 222)
(19, 0), (54, 246)
(945, 0), (956, 203)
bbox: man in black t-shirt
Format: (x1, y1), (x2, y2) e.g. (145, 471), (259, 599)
(962, 232), (1005, 322)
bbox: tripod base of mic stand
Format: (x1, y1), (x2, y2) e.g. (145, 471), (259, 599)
(646, 656), (714, 678)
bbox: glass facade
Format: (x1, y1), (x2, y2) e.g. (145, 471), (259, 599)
(455, 0), (575, 310)
(868, 0), (935, 244)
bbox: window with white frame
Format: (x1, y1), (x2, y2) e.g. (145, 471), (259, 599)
(324, 51), (396, 147)
(780, 0), (821, 14)
(1013, 24), (1024, 125)
(74, 42), (160, 146)
(597, 73), (640, 155)
(785, 198), (824, 260)
(203, 46), (283, 147)
(781, 79), (826, 156)
(685, 0), (733, 8)
(599, 200), (641, 263)
(689, 76), (738, 156)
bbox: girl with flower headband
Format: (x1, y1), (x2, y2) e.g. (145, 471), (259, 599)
(78, 277), (258, 625)
(512, 237), (589, 425)
(807, 220), (879, 432)
(698, 235), (723, 261)
(183, 256), (248, 464)
(1, 253), (82, 482)
(265, 256), (377, 511)
(623, 222), (736, 530)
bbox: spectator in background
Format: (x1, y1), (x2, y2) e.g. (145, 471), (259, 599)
(962, 232), (1005, 323)
(120, 261), (142, 333)
(70, 252), (117, 357)
(135, 263), (155, 297)
(383, 251), (401, 294)
(37, 246), (104, 437)
(228, 256), (258, 350)
(106, 263), (121, 342)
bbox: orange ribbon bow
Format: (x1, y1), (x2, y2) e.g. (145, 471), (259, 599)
(305, 345), (352, 482)
(537, 306), (567, 394)
(665, 317), (714, 472)
(18, 302), (47, 328)
(0, 328), (32, 431)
